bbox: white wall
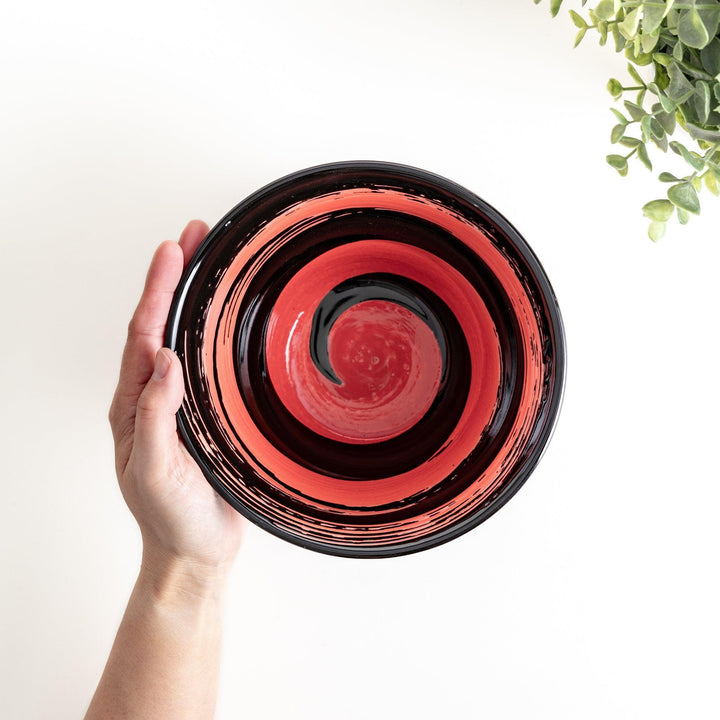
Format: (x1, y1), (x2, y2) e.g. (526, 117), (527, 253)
(2, 1), (719, 718)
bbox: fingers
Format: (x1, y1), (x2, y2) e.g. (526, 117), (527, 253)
(112, 240), (185, 417)
(110, 219), (206, 442)
(132, 348), (185, 471)
(178, 219), (209, 267)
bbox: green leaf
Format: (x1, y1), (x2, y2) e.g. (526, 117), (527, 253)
(641, 114), (652, 141)
(612, 22), (627, 52)
(620, 7), (641, 39)
(574, 27), (588, 47)
(704, 170), (720, 195)
(677, 7), (710, 49)
(666, 62), (696, 104)
(677, 207), (691, 224)
(674, 57), (715, 82)
(611, 107), (629, 124)
(570, 10), (587, 28)
(624, 100), (646, 120)
(651, 132), (669, 152)
(700, 38), (720, 76)
(550, 0), (563, 18)
(628, 48), (654, 66)
(599, 20), (609, 45)
(668, 182), (700, 213)
(685, 122), (720, 142)
(607, 154), (629, 175)
(643, 199), (674, 221)
(655, 108), (677, 134)
(608, 77), (623, 99)
(658, 92), (677, 112)
(611, 123), (626, 143)
(674, 40), (685, 62)
(695, 80), (711, 124)
(627, 62), (645, 87)
(619, 136), (643, 148)
(637, 143), (653, 170)
(669, 140), (705, 171)
(692, 174), (702, 191)
(641, 32), (659, 54)
(643, 2), (668, 35)
(595, 0), (616, 21)
(649, 116), (665, 138)
(698, 5), (720, 45)
(659, 172), (682, 182)
(648, 220), (666, 241)
(653, 52), (671, 67)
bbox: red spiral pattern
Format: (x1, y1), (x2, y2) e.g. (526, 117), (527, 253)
(169, 165), (564, 557)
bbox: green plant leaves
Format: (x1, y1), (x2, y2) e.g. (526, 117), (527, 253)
(655, 108), (677, 134)
(666, 62), (696, 103)
(705, 169), (720, 194)
(608, 77), (623, 99)
(627, 62), (645, 87)
(607, 154), (629, 175)
(670, 140), (705, 170)
(637, 143), (653, 169)
(685, 122), (720, 141)
(570, 9), (587, 28)
(611, 123), (626, 142)
(678, 6), (710, 48)
(620, 7), (641, 39)
(700, 37), (720, 75)
(698, 4), (720, 43)
(595, 0), (616, 21)
(611, 107), (629, 124)
(624, 100), (646, 120)
(668, 181), (701, 213)
(643, 199), (674, 221)
(648, 220), (667, 241)
(677, 207), (691, 224)
(535, 0), (720, 240)
(642, 2), (668, 35)
(695, 80), (712, 124)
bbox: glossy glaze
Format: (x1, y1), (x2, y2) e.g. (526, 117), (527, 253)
(166, 162), (565, 557)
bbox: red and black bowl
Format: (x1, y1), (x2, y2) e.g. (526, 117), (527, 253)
(165, 161), (566, 558)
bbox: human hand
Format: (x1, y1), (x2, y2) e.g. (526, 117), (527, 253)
(108, 220), (244, 590)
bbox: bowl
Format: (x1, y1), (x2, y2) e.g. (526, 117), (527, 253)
(165, 161), (566, 558)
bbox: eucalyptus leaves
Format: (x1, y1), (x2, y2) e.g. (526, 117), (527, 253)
(537, 0), (720, 239)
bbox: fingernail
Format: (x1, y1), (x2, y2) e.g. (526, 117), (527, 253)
(152, 349), (171, 380)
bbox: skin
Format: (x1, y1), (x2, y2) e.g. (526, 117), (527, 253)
(84, 220), (245, 720)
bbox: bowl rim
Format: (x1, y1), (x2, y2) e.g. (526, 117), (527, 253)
(165, 160), (567, 559)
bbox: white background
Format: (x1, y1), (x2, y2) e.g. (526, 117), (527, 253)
(2, 1), (719, 718)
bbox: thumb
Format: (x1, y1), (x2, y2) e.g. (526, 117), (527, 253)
(133, 348), (185, 465)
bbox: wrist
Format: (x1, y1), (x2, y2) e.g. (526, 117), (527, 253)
(139, 542), (233, 606)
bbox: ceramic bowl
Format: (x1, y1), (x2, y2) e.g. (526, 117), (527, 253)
(166, 161), (566, 557)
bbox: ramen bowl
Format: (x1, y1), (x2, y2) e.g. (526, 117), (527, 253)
(166, 161), (565, 558)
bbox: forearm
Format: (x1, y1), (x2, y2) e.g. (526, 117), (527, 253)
(84, 549), (230, 720)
